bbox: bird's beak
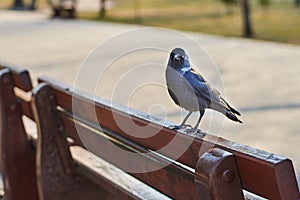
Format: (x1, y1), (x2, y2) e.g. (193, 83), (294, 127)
(174, 54), (181, 61)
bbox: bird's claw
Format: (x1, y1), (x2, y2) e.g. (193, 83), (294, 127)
(169, 125), (182, 130)
(169, 124), (192, 130)
(182, 124), (192, 128)
(186, 127), (201, 134)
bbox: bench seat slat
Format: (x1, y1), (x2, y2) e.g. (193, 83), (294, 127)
(71, 146), (171, 200)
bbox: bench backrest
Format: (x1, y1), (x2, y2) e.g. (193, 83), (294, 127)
(0, 65), (38, 200)
(37, 76), (300, 200)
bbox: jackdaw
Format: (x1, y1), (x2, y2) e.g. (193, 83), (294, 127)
(166, 48), (242, 133)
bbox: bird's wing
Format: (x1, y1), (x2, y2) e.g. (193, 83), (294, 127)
(167, 88), (180, 106)
(183, 69), (211, 104)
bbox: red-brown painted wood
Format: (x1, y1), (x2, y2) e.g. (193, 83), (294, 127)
(195, 148), (244, 200)
(0, 69), (38, 200)
(31, 83), (114, 200)
(39, 76), (300, 200)
(58, 108), (198, 199)
(0, 64), (32, 91)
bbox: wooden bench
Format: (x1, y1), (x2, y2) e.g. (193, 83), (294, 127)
(49, 0), (76, 18)
(0, 64), (299, 200)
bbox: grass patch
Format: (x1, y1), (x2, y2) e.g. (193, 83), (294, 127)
(79, 0), (300, 44)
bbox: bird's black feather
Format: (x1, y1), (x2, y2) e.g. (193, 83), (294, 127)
(226, 110), (242, 123)
(221, 97), (241, 116)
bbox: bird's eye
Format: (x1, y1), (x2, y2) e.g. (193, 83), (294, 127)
(174, 54), (183, 61)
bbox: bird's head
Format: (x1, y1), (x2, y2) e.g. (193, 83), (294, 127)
(168, 48), (189, 69)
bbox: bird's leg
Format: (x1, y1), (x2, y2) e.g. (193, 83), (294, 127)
(187, 110), (205, 133)
(170, 111), (192, 130)
(180, 111), (193, 127)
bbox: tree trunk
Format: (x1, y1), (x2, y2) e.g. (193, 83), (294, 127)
(241, 0), (253, 37)
(13, 0), (25, 8)
(296, 0), (300, 7)
(100, 0), (106, 18)
(29, 0), (37, 10)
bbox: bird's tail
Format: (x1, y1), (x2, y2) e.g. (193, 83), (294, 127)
(221, 97), (241, 116)
(210, 92), (242, 123)
(226, 109), (242, 123)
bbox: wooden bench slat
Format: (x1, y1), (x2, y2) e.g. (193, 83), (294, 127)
(71, 146), (171, 200)
(58, 108), (198, 199)
(38, 76), (300, 200)
(20, 99), (34, 120)
(0, 64), (32, 91)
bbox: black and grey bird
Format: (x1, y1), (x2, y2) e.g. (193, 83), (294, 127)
(166, 48), (242, 133)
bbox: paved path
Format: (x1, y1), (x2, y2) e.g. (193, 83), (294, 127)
(1, 9), (300, 184)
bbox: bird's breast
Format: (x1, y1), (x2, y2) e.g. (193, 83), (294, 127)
(165, 67), (204, 111)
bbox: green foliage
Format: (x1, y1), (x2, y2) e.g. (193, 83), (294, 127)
(259, 0), (270, 7)
(220, 0), (237, 5)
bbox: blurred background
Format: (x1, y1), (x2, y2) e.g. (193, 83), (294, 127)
(0, 0), (300, 192)
(1, 0), (300, 43)
(79, 0), (300, 44)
